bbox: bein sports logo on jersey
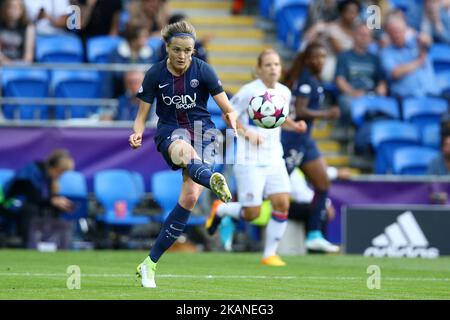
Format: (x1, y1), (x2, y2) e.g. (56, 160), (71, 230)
(162, 93), (197, 109)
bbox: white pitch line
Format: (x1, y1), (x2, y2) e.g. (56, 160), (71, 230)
(0, 273), (449, 282)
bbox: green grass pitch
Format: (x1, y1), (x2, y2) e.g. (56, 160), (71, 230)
(0, 250), (449, 300)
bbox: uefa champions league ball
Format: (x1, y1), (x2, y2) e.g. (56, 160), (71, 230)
(248, 89), (289, 129)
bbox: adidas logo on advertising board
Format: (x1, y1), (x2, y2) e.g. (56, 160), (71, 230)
(364, 211), (439, 258)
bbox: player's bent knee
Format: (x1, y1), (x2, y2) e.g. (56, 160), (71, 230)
(179, 193), (199, 210)
(241, 207), (260, 221)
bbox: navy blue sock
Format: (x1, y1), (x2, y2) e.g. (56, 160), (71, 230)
(149, 203), (190, 263)
(308, 189), (328, 232)
(186, 159), (213, 189)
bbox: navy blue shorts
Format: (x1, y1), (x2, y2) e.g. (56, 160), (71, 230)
(157, 132), (219, 171)
(281, 130), (321, 174)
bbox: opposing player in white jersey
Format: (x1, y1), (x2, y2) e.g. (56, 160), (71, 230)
(205, 49), (307, 266)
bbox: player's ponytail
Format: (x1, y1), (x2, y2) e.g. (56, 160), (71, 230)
(161, 20), (196, 44)
(283, 41), (326, 90)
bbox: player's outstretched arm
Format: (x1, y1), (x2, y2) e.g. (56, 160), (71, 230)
(212, 92), (238, 136)
(129, 101), (151, 149)
(282, 117), (307, 133)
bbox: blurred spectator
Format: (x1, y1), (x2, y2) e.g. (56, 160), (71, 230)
(427, 133), (450, 174)
(231, 0), (244, 15)
(378, 9), (418, 48)
(127, 0), (169, 37)
(420, 0), (450, 44)
(156, 13), (209, 62)
(1, 149), (75, 248)
(380, 17), (439, 99)
(303, 0), (361, 82)
(304, 0), (338, 32)
(74, 0), (123, 41)
(335, 24), (387, 126)
(103, 24), (154, 98)
(24, 0), (70, 35)
(100, 70), (152, 121)
(0, 0), (35, 64)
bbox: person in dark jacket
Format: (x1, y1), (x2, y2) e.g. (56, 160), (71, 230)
(1, 149), (75, 247)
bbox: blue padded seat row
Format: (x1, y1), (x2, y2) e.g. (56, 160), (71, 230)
(94, 169), (150, 226)
(58, 170), (89, 221)
(430, 43), (450, 74)
(371, 120), (421, 174)
(35, 34), (84, 63)
(1, 68), (49, 120)
(275, 0), (310, 50)
(402, 97), (448, 127)
(421, 123), (440, 149)
(51, 70), (101, 119)
(86, 36), (123, 63)
(351, 95), (400, 127)
(393, 146), (439, 175)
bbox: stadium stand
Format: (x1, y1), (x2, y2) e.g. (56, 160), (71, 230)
(86, 36), (124, 64)
(35, 35), (84, 63)
(402, 97), (448, 127)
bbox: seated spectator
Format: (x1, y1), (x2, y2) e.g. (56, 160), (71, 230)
(335, 24), (387, 126)
(303, 0), (360, 82)
(0, 0), (35, 64)
(304, 0), (338, 32)
(0, 149), (75, 248)
(427, 133), (450, 174)
(420, 0), (450, 45)
(380, 17), (439, 99)
(74, 0), (123, 42)
(156, 13), (209, 62)
(100, 70), (152, 121)
(24, 0), (70, 35)
(103, 23), (155, 98)
(127, 0), (169, 37)
(378, 9), (418, 48)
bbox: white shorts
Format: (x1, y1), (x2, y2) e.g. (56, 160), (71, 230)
(233, 161), (291, 207)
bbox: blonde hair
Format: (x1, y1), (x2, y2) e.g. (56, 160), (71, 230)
(161, 20), (196, 44)
(257, 48), (280, 67)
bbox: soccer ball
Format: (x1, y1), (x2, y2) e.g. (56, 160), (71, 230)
(248, 89), (289, 129)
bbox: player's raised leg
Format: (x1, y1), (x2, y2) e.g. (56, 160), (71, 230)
(170, 139), (231, 203)
(137, 171), (203, 288)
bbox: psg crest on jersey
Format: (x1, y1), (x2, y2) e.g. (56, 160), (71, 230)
(190, 79), (199, 88)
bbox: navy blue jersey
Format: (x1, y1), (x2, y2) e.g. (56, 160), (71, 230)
(136, 57), (224, 147)
(293, 68), (324, 137)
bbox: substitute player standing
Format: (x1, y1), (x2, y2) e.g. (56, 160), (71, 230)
(129, 21), (238, 288)
(205, 49), (307, 266)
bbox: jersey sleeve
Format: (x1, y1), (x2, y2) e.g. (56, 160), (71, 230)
(201, 62), (224, 96)
(293, 71), (313, 98)
(230, 86), (251, 117)
(136, 65), (158, 104)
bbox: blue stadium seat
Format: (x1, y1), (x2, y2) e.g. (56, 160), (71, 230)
(130, 171), (145, 200)
(351, 95), (400, 127)
(260, 0), (275, 19)
(402, 97), (448, 127)
(1, 68), (49, 120)
(147, 37), (164, 53)
(207, 96), (226, 129)
(275, 0), (310, 50)
(435, 71), (450, 95)
(94, 170), (150, 226)
(52, 70), (100, 119)
(87, 36), (123, 63)
(422, 123), (440, 149)
(151, 170), (206, 226)
(371, 120), (420, 173)
(393, 146), (439, 175)
(36, 35), (84, 63)
(430, 43), (450, 75)
(389, 0), (413, 12)
(58, 171), (88, 221)
(0, 169), (14, 189)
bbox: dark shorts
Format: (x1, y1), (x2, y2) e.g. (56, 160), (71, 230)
(281, 130), (321, 174)
(157, 131), (219, 171)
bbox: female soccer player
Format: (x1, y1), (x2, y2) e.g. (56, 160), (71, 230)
(281, 41), (340, 253)
(130, 21), (238, 288)
(205, 49), (307, 266)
